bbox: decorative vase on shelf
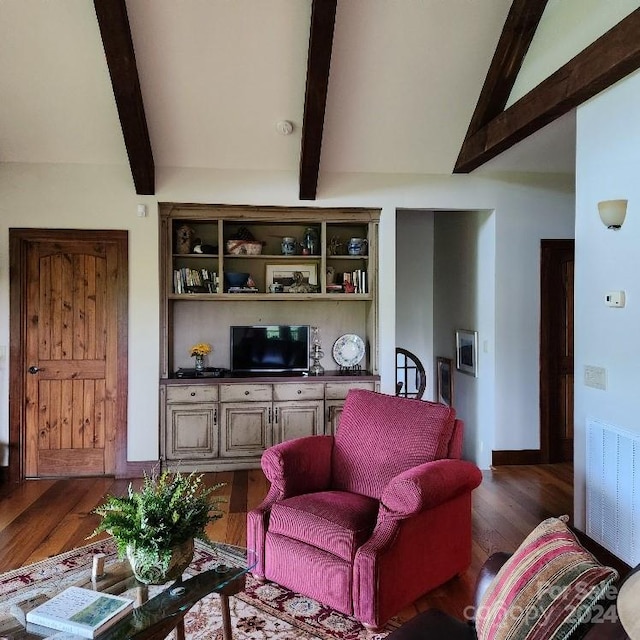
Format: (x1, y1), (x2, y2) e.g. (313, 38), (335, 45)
(190, 343), (211, 372)
(347, 237), (367, 256)
(302, 227), (319, 255)
(309, 326), (325, 376)
(281, 236), (297, 255)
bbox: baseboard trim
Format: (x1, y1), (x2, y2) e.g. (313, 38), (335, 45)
(117, 460), (159, 479)
(492, 449), (542, 466)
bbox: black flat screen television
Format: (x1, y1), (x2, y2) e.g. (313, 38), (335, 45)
(230, 325), (310, 374)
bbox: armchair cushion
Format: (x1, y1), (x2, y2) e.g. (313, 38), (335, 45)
(331, 390), (457, 499)
(268, 490), (379, 562)
(476, 516), (618, 640)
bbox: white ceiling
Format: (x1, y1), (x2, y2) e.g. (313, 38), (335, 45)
(0, 0), (577, 180)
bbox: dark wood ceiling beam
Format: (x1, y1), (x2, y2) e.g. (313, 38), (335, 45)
(455, 8), (640, 173)
(94, 0), (155, 195)
(464, 0), (549, 139)
(299, 0), (338, 201)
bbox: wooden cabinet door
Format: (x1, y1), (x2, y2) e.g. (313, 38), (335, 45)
(325, 400), (346, 436)
(273, 400), (323, 443)
(220, 402), (272, 458)
(165, 403), (218, 460)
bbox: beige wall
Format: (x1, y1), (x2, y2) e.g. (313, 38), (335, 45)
(0, 163), (573, 468)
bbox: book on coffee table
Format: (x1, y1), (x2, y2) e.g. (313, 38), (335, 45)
(26, 586), (134, 639)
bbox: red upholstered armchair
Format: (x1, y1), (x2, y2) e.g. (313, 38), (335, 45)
(247, 389), (483, 629)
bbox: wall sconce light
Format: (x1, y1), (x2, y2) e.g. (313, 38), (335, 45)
(598, 199), (627, 229)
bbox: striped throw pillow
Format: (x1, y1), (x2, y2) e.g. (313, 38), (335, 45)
(475, 516), (618, 640)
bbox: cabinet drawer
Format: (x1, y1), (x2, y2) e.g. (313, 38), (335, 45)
(166, 385), (219, 403)
(324, 382), (375, 400)
(273, 383), (324, 401)
(220, 383), (273, 402)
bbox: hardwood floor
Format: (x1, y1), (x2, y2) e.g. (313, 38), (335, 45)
(0, 464), (575, 623)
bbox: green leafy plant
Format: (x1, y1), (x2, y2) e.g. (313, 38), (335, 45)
(90, 469), (225, 558)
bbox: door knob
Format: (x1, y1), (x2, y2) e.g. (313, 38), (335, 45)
(28, 366), (40, 374)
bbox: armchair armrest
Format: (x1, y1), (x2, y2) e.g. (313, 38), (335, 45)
(473, 552), (511, 613)
(247, 435), (333, 579)
(261, 435), (334, 501)
(380, 459), (482, 518)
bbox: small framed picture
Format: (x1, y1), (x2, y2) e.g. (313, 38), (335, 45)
(455, 329), (478, 377)
(436, 357), (454, 406)
(265, 263), (318, 292)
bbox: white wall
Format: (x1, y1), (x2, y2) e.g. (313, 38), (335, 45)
(574, 68), (640, 530)
(0, 163), (159, 463)
(0, 163), (574, 466)
(434, 211), (495, 467)
(431, 198), (574, 468)
(494, 191), (575, 451)
(395, 209), (434, 399)
(508, 0), (640, 106)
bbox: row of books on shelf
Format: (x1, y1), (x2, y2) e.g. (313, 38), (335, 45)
(172, 268), (368, 294)
(14, 586), (134, 639)
(342, 269), (368, 294)
(173, 268), (219, 294)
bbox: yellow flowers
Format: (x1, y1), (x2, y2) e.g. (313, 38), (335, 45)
(190, 342), (212, 357)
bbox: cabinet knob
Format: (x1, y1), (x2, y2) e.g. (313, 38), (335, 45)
(297, 389), (302, 395)
(190, 392), (196, 396)
(245, 390), (250, 396)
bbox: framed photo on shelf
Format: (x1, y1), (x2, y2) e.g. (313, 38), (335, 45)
(436, 356), (454, 406)
(455, 329), (478, 377)
(265, 263), (318, 292)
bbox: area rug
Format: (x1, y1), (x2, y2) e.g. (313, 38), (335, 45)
(0, 539), (397, 639)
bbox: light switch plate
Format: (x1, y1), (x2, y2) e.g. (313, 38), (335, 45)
(584, 365), (607, 390)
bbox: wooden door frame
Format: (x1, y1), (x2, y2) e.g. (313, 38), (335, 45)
(8, 229), (129, 483)
(539, 239), (574, 464)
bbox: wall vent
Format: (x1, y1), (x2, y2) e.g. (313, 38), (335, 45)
(586, 419), (640, 566)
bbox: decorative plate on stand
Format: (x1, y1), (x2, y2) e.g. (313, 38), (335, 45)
(332, 334), (365, 367)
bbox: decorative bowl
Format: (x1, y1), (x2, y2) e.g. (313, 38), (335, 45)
(226, 240), (263, 255)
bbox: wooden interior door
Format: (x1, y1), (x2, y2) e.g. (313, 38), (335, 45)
(540, 239), (574, 463)
(9, 230), (128, 480)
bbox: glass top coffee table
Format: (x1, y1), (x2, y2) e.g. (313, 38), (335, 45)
(12, 542), (256, 640)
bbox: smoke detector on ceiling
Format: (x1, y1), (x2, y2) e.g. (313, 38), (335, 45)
(276, 120), (294, 136)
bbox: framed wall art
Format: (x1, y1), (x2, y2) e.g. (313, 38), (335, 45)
(455, 329), (478, 377)
(436, 356), (454, 406)
(265, 264), (318, 292)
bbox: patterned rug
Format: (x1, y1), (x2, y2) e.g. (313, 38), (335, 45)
(0, 539), (397, 640)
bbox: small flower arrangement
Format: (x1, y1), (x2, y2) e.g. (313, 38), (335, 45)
(190, 342), (212, 357)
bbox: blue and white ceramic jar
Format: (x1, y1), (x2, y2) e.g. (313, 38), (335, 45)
(347, 237), (367, 256)
(281, 237), (297, 255)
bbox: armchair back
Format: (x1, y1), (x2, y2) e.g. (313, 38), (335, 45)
(331, 390), (458, 499)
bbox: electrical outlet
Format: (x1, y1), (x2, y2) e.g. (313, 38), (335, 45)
(584, 365), (607, 390)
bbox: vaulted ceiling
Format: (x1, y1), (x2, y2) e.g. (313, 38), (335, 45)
(2, 1), (639, 199)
